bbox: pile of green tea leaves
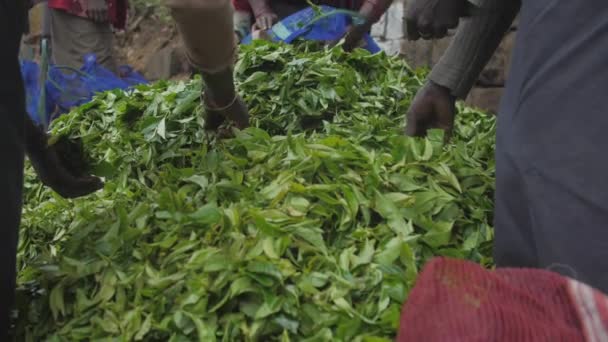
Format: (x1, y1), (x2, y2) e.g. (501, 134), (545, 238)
(16, 41), (496, 341)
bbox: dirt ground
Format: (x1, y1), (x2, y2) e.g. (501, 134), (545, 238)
(114, 13), (192, 81)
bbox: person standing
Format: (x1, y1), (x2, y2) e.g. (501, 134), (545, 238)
(2, 0), (249, 337)
(1, 0), (105, 337)
(47, 0), (127, 72)
(405, 0), (519, 137)
(405, 0), (608, 293)
(166, 0), (250, 130)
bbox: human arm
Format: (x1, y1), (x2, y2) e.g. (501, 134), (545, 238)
(405, 0), (521, 137)
(404, 0), (508, 41)
(25, 115), (104, 198)
(340, 0), (393, 51)
(430, 0), (520, 99)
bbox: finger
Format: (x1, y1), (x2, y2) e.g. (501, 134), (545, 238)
(404, 117), (425, 137)
(436, 100), (456, 139)
(63, 177), (104, 199)
(345, 37), (363, 52)
(260, 18), (268, 30)
(264, 17), (273, 29)
(405, 108), (427, 137)
(256, 19), (264, 30)
(343, 34), (355, 51)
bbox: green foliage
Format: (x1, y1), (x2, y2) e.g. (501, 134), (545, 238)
(16, 42), (496, 341)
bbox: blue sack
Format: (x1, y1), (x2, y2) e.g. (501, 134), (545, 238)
(20, 53), (149, 127)
(80, 53), (131, 92)
(242, 6), (381, 54)
(21, 60), (54, 126)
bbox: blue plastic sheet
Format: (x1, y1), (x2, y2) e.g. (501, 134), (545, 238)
(20, 53), (148, 127)
(242, 6), (381, 54)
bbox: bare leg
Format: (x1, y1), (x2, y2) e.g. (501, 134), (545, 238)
(166, 0), (250, 130)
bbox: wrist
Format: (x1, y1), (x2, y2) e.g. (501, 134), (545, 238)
(428, 80), (457, 102)
(359, 0), (391, 24)
(25, 116), (49, 156)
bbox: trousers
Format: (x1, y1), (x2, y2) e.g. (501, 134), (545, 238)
(495, 0), (608, 293)
(0, 0), (27, 338)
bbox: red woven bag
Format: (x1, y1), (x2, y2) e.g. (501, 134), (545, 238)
(397, 257), (608, 342)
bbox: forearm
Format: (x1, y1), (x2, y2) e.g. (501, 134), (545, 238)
(248, 0), (272, 18)
(359, 0), (393, 24)
(25, 114), (47, 156)
(429, 0), (520, 99)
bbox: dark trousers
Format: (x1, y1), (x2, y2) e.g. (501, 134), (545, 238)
(0, 0), (27, 338)
(494, 0), (608, 293)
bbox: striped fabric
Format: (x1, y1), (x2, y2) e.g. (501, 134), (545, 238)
(569, 279), (608, 342)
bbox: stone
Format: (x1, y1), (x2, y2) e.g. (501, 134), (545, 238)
(502, 31), (517, 81)
(371, 14), (387, 38)
(377, 39), (402, 56)
(465, 87), (504, 114)
(384, 2), (405, 40)
(144, 45), (186, 81)
(400, 39), (433, 69)
(477, 31), (516, 87)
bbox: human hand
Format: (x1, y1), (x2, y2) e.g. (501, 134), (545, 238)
(405, 0), (470, 40)
(405, 81), (457, 138)
(86, 0), (109, 23)
(338, 21), (371, 52)
(26, 118), (103, 198)
(254, 11), (277, 31)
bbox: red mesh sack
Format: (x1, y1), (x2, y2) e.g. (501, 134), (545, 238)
(397, 257), (608, 342)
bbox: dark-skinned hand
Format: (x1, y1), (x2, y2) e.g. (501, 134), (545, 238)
(26, 117), (103, 198)
(405, 0), (472, 40)
(338, 22), (371, 52)
(405, 80), (457, 138)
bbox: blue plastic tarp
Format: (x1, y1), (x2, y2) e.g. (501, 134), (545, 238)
(242, 6), (381, 54)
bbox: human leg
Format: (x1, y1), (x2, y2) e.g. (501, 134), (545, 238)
(0, 0), (27, 337)
(166, 0), (249, 130)
(49, 9), (117, 72)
